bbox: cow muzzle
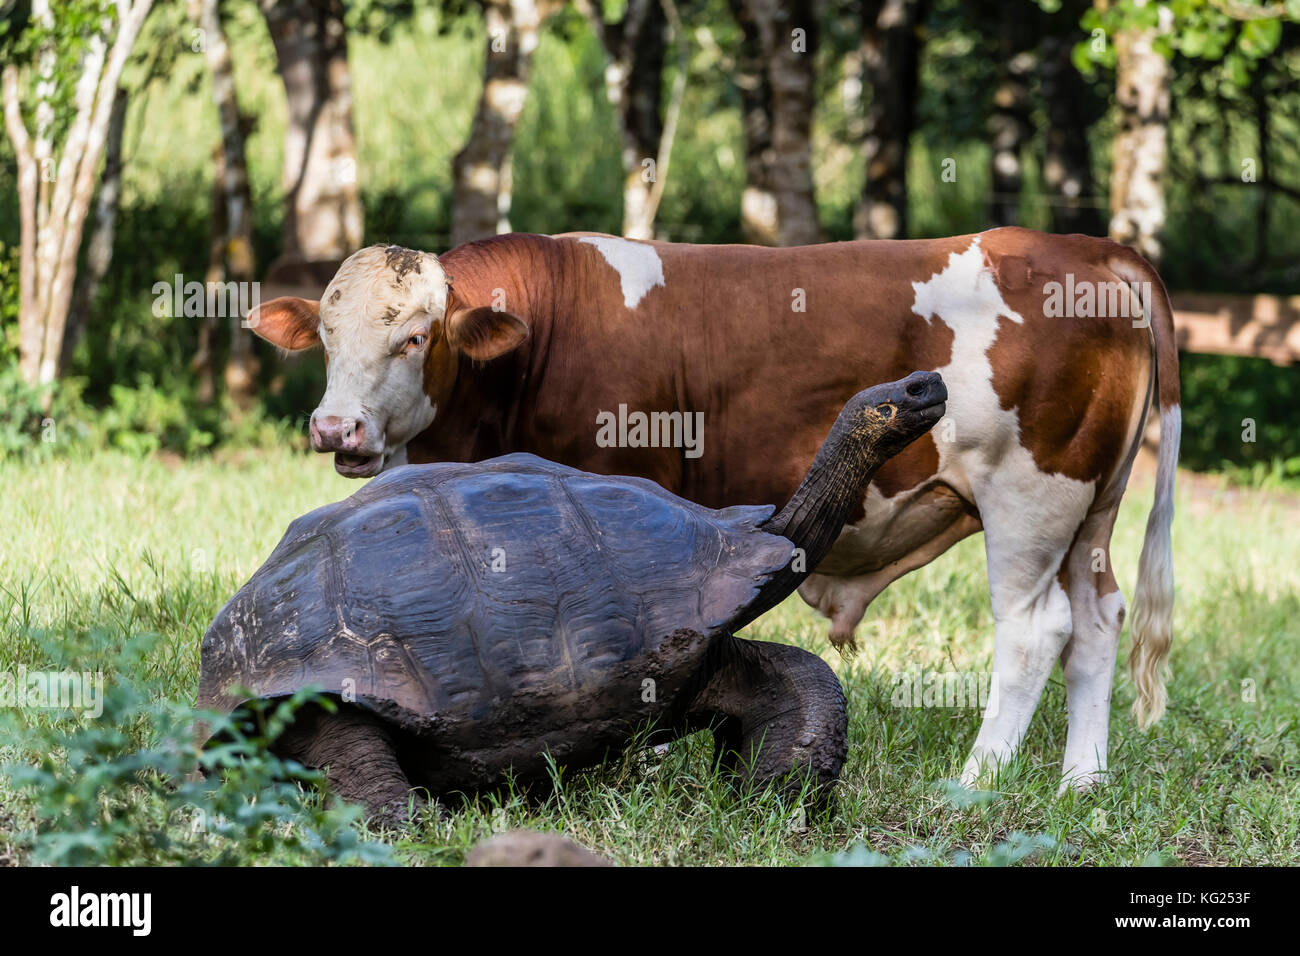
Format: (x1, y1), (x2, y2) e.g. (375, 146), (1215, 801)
(310, 414), (385, 477)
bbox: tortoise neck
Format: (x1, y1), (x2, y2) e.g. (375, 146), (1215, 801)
(763, 415), (883, 571)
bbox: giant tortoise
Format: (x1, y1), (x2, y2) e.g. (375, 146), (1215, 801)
(197, 371), (947, 816)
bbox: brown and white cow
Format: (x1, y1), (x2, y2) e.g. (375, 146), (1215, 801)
(247, 228), (1180, 791)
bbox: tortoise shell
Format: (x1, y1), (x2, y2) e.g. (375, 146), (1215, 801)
(197, 454), (795, 786)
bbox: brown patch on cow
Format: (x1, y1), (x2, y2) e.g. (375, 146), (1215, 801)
(982, 229), (1150, 486)
(381, 305), (400, 325)
(329, 288), (342, 305)
(384, 245), (423, 281)
(987, 253), (1033, 291)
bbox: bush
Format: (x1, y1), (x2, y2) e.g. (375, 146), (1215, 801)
(1178, 353), (1300, 482)
(1, 630), (393, 866)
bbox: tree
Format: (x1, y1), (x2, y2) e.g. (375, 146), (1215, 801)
(1039, 5), (1105, 236)
(451, 0), (559, 247)
(2, 0), (154, 388)
(728, 0), (821, 245)
(986, 2), (1035, 226)
(63, 85), (126, 371)
(258, 0), (363, 263)
(1079, 0), (1292, 262)
(1108, 1), (1172, 260)
(578, 0), (687, 239)
(854, 0), (929, 239)
(193, 0), (257, 407)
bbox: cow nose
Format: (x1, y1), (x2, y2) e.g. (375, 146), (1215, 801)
(311, 415), (365, 452)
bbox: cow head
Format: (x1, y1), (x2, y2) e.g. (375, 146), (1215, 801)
(246, 244), (528, 477)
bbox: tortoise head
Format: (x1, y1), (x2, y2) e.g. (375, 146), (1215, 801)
(841, 371), (948, 465)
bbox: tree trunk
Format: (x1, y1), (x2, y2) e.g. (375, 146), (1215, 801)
(1040, 30), (1103, 235)
(2, 0), (154, 389)
(580, 0), (667, 240)
(195, 142), (228, 407)
(1108, 9), (1170, 263)
(854, 0), (928, 240)
(200, 0), (258, 408)
(451, 0), (552, 247)
(62, 86), (128, 373)
(987, 5), (1034, 227)
(729, 0), (821, 246)
(730, 0), (776, 244)
(259, 0), (362, 263)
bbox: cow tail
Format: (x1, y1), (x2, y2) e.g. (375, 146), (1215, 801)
(1110, 250), (1181, 729)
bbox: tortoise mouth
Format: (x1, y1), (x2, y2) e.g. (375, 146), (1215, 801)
(918, 400), (946, 420)
(334, 451), (384, 477)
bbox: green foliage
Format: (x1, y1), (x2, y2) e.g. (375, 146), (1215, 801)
(1076, 0), (1293, 84)
(1179, 352), (1300, 477)
(822, 830), (1062, 866)
(1, 629), (394, 866)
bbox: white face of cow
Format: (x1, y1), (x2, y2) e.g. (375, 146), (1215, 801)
(247, 244), (529, 478)
(310, 246), (446, 476)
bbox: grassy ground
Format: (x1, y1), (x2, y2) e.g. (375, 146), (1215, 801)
(1, 449), (1296, 866)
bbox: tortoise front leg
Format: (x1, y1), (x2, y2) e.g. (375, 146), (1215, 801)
(687, 637), (848, 799)
(276, 703), (416, 823)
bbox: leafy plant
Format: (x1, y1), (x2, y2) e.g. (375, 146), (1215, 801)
(1, 630), (393, 866)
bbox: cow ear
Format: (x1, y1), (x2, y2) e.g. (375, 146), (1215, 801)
(445, 306), (529, 361)
(246, 297), (321, 350)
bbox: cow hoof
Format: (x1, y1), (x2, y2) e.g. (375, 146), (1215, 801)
(1057, 771), (1106, 796)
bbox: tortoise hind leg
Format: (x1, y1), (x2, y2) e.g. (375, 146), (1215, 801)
(687, 638), (848, 799)
(276, 703), (416, 823)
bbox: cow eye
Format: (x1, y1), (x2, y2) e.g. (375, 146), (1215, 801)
(406, 333), (427, 351)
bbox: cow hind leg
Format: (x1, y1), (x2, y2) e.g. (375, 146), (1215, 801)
(1058, 504), (1127, 792)
(960, 480), (1091, 788)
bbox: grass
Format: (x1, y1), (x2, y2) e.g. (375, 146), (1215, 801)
(1, 448), (1297, 866)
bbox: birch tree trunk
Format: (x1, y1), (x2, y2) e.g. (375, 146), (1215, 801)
(1108, 3), (1171, 262)
(451, 0), (555, 247)
(2, 0), (154, 388)
(854, 0), (928, 240)
(729, 0), (821, 246)
(259, 0), (362, 263)
(62, 86), (128, 373)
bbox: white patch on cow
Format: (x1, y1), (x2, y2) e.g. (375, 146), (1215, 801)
(578, 236), (665, 309)
(383, 444), (409, 471)
(905, 237), (1098, 788)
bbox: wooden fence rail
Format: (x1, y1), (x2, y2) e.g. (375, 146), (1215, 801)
(1170, 293), (1300, 365)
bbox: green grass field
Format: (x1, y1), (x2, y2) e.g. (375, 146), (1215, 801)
(1, 449), (1296, 866)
